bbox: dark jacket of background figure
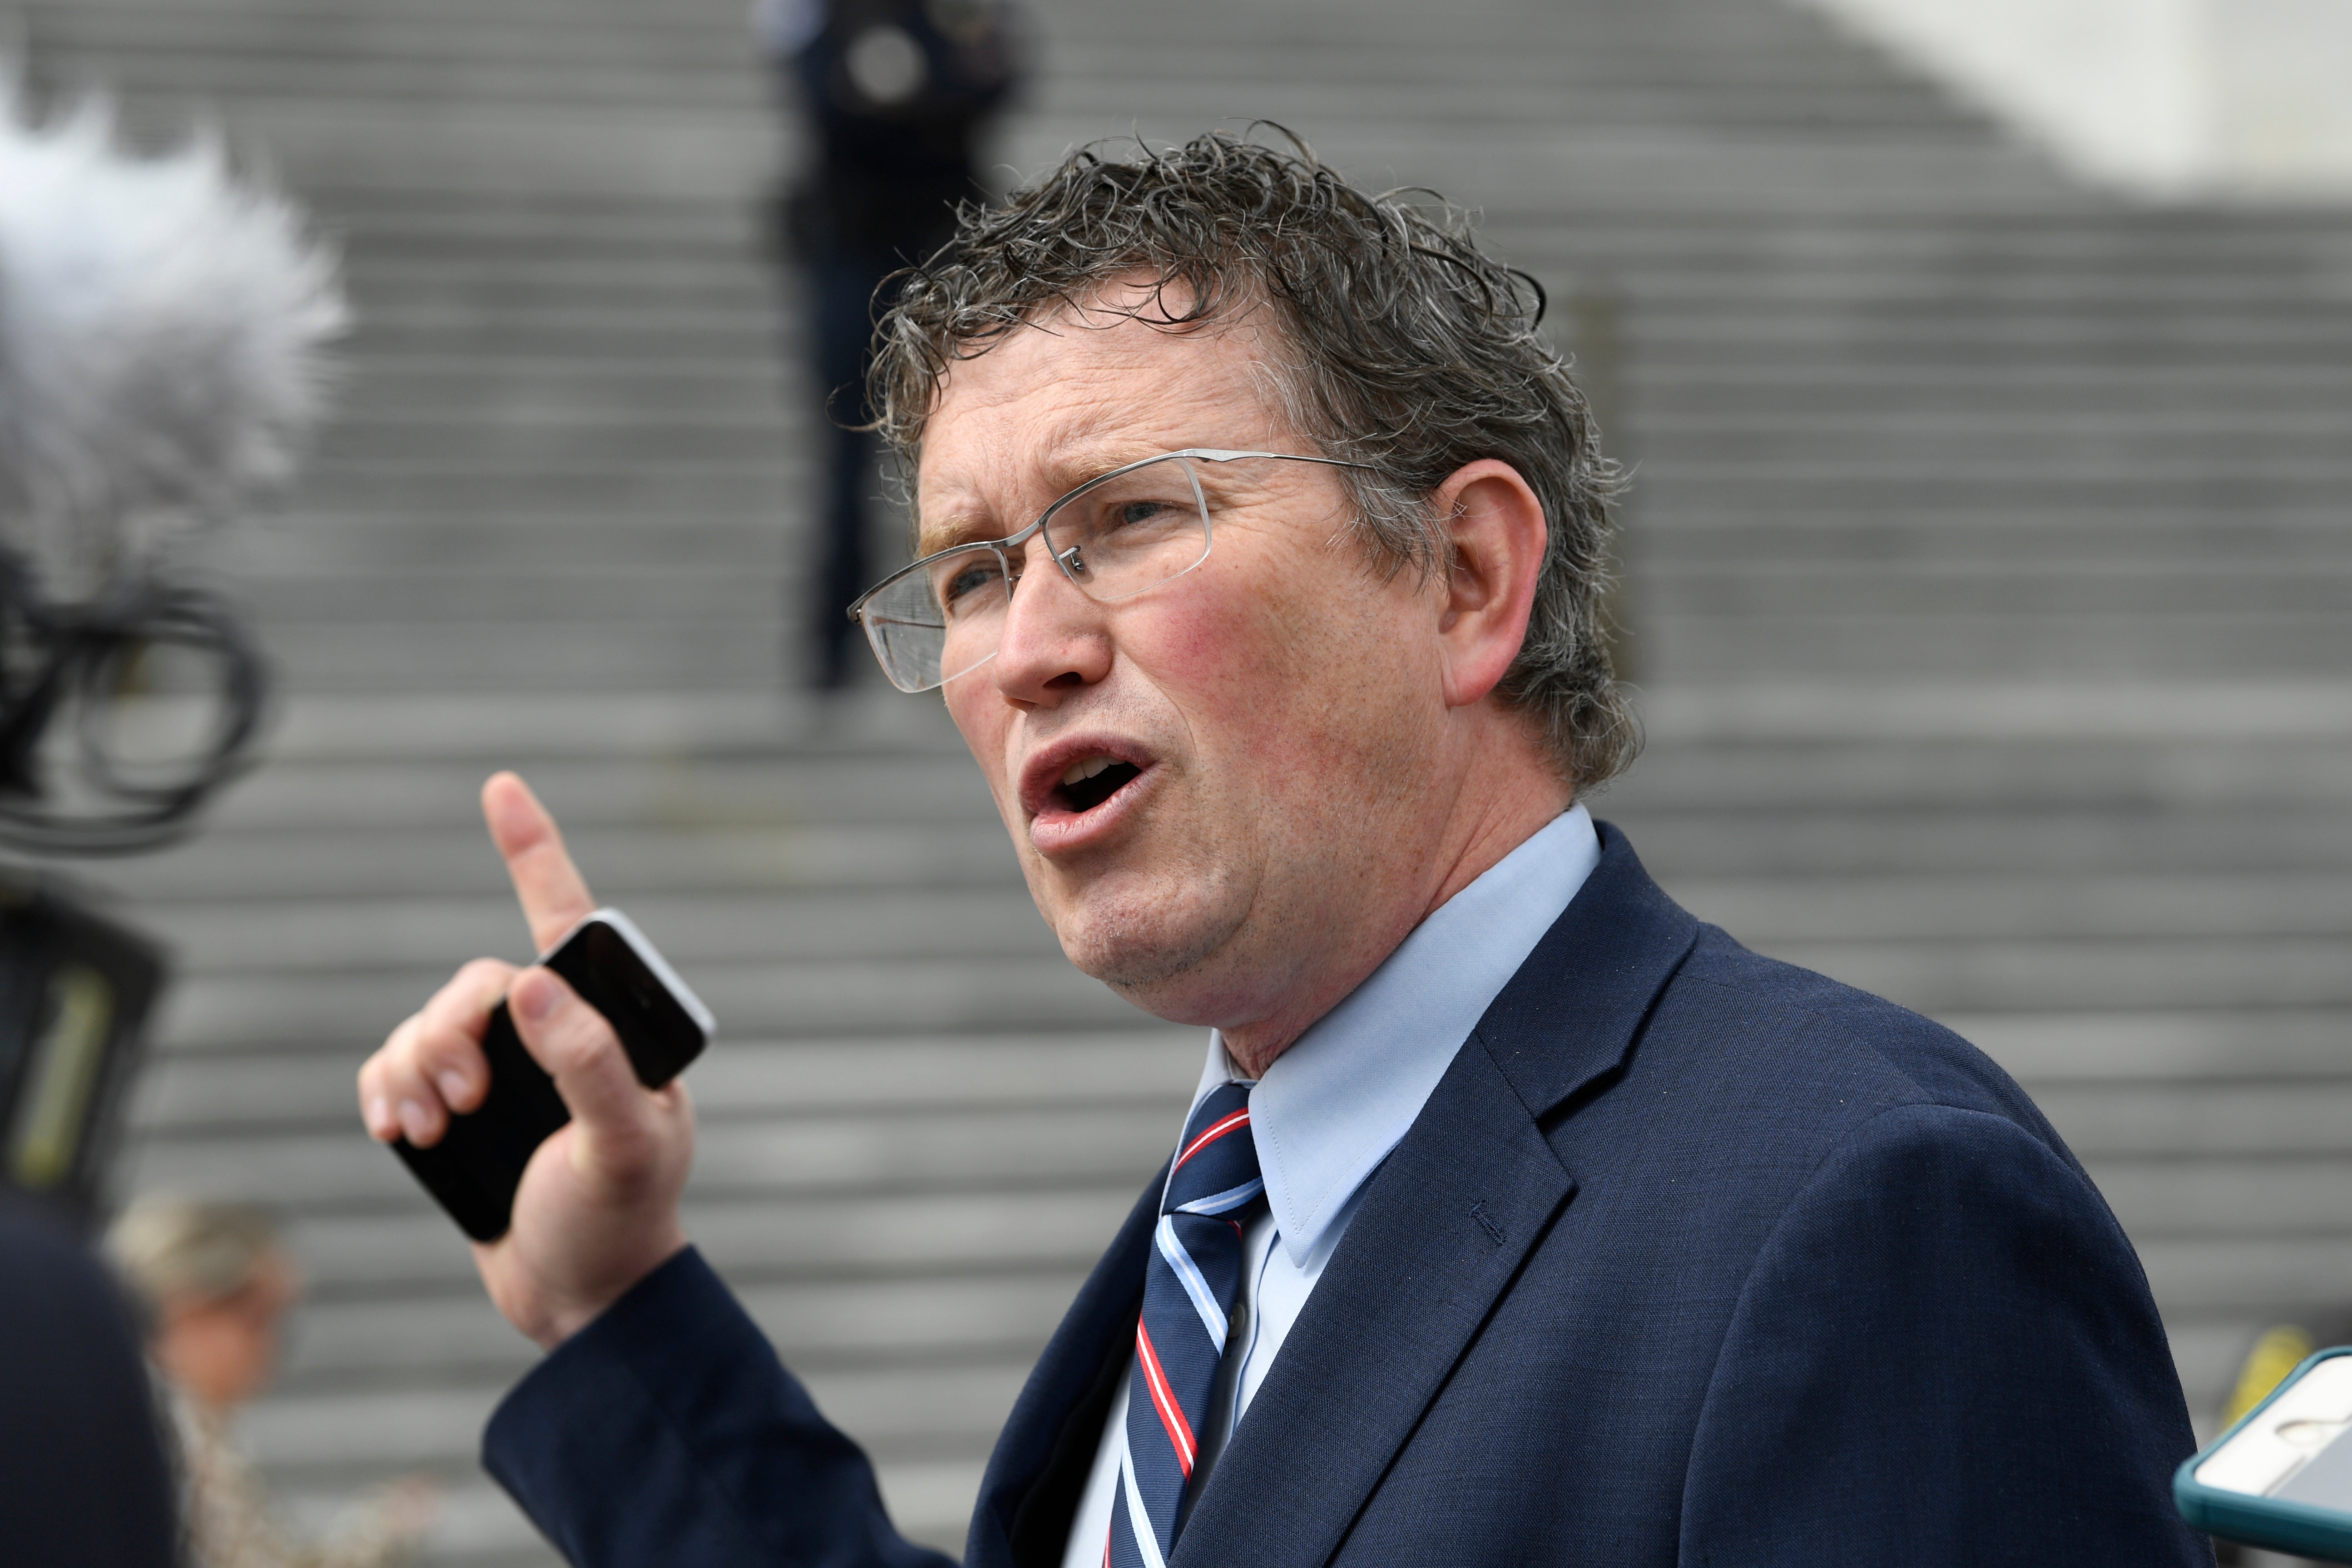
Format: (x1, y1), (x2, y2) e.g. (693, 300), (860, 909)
(0, 1194), (178, 1568)
(483, 825), (2216, 1567)
(773, 0), (1019, 688)
(783, 0), (1018, 266)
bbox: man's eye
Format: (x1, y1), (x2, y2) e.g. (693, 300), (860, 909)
(937, 559), (1004, 608)
(1099, 499), (1181, 532)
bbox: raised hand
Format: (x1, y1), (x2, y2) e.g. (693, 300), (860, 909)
(357, 772), (693, 1346)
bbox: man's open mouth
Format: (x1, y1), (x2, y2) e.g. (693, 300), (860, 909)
(1053, 755), (1143, 814)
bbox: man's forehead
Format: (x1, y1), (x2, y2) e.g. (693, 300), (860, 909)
(913, 310), (1283, 548)
(935, 303), (1258, 426)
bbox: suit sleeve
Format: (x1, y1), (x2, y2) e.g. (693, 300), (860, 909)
(483, 1247), (958, 1568)
(1677, 1103), (2213, 1568)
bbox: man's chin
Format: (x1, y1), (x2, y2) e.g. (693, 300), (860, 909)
(1050, 894), (1243, 1012)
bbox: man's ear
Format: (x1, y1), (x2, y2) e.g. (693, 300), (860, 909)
(1429, 459), (1547, 709)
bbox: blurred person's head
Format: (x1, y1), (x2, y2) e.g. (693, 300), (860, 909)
(860, 131), (1631, 1064)
(107, 1197), (300, 1410)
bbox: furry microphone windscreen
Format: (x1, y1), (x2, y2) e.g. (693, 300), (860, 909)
(0, 71), (347, 599)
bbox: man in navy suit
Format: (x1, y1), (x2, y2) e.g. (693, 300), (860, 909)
(361, 132), (2213, 1566)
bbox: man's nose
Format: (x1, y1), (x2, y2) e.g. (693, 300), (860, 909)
(988, 540), (1112, 706)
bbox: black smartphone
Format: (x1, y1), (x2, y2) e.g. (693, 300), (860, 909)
(391, 908), (714, 1242)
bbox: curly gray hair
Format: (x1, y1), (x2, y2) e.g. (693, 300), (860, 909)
(869, 129), (1638, 791)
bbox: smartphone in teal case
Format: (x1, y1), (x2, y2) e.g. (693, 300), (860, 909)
(2178, 1346), (2352, 1561)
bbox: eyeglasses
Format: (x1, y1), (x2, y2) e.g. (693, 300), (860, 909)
(847, 449), (1368, 693)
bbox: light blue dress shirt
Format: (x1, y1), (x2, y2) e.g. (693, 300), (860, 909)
(1059, 805), (1603, 1568)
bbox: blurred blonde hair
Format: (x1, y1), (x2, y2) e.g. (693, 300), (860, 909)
(106, 1195), (282, 1321)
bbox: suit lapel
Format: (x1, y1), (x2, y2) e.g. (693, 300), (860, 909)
(1169, 824), (1700, 1567)
(966, 1169), (1162, 1568)
(1474, 822), (1703, 1121)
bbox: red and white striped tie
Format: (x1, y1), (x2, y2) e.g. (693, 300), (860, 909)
(1107, 1081), (1263, 1568)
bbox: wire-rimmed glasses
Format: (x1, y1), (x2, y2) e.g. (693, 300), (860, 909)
(847, 448), (1368, 693)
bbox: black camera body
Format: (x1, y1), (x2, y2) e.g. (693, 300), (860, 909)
(0, 873), (165, 1225)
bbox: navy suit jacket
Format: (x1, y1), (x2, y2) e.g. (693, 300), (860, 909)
(485, 826), (2213, 1566)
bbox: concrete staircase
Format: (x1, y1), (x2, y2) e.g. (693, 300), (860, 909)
(5, 0), (2348, 1560)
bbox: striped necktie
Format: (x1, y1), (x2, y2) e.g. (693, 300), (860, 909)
(1109, 1080), (1265, 1568)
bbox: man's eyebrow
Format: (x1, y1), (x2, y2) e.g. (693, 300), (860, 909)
(914, 508), (1001, 557)
(914, 444), (1179, 555)
(1027, 449), (1175, 510)
(908, 512), (974, 554)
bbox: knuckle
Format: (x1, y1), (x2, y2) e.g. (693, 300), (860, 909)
(378, 1054), (429, 1100)
(545, 1004), (621, 1072)
(367, 1018), (425, 1085)
(404, 1022), (488, 1086)
(381, 1011), (423, 1056)
(428, 958), (516, 1021)
(512, 974), (606, 1062)
(456, 955), (518, 990)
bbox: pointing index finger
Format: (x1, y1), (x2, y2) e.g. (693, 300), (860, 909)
(483, 771), (597, 954)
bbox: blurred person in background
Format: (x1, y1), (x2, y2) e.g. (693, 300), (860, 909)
(754, 0), (1023, 690)
(109, 1197), (436, 1568)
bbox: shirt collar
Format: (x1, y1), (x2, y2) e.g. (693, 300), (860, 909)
(1190, 804), (1602, 1267)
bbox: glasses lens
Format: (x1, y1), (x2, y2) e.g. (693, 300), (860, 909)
(1041, 456), (1210, 604)
(858, 545), (1012, 692)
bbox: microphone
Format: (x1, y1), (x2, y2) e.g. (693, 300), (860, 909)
(0, 63), (344, 855)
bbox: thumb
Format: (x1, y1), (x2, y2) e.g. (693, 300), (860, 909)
(508, 969), (658, 1168)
